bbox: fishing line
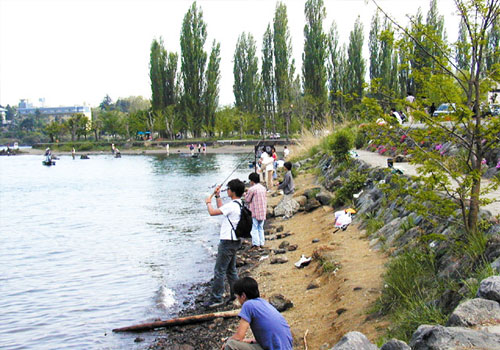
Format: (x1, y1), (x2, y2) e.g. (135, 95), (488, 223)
(209, 139), (265, 189)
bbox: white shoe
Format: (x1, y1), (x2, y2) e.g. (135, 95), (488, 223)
(294, 255), (312, 268)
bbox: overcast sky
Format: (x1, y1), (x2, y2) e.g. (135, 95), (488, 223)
(0, 0), (460, 108)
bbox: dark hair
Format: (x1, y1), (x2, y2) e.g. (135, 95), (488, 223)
(249, 173), (260, 184)
(227, 179), (245, 197)
(234, 277), (260, 299)
(283, 161), (292, 170)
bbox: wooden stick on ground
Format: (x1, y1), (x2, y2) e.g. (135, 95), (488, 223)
(113, 309), (240, 333)
(304, 329), (309, 350)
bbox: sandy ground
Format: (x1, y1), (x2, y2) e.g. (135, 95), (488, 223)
(356, 150), (500, 217)
(253, 174), (388, 349)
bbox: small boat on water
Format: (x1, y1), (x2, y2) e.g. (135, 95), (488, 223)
(42, 159), (56, 166)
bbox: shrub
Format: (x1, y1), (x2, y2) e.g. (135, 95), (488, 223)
(331, 170), (367, 207)
(321, 128), (354, 160)
(354, 130), (367, 149)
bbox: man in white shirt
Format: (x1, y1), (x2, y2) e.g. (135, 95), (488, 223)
(205, 179), (245, 308)
(283, 146), (290, 159)
(260, 151), (275, 190)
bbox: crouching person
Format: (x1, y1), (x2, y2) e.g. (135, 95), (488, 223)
(223, 277), (293, 350)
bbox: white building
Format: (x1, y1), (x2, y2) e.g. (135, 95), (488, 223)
(17, 99), (92, 122)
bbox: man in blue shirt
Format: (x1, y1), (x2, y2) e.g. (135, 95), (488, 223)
(223, 277), (293, 350)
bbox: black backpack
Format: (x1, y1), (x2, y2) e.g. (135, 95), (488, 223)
(227, 200), (253, 239)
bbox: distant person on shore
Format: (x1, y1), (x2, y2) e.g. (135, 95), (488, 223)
(189, 144), (195, 156)
(283, 146), (290, 159)
(203, 142), (207, 153)
(72, 147), (76, 160)
(205, 179), (245, 308)
(245, 173), (267, 250)
(198, 143), (202, 153)
(260, 152), (274, 191)
(166, 144), (170, 154)
(405, 92), (415, 123)
(222, 277), (293, 350)
(111, 143), (116, 155)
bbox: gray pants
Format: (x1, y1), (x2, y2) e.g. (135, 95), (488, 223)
(212, 240), (240, 301)
(224, 339), (263, 350)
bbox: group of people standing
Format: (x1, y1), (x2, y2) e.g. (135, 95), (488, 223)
(189, 143), (207, 155)
(257, 146), (290, 191)
(203, 147), (295, 350)
(204, 173), (293, 350)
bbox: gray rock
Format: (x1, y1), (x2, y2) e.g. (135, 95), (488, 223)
(447, 298), (500, 327)
(274, 197), (300, 217)
(276, 225), (284, 232)
(477, 276), (500, 302)
(312, 238), (320, 243)
(307, 281), (320, 290)
(287, 244), (298, 251)
(331, 331), (377, 350)
(491, 257), (500, 273)
(409, 324), (500, 350)
(266, 206), (274, 219)
(270, 256), (288, 264)
(295, 195), (307, 207)
(279, 240), (290, 249)
(268, 294), (293, 312)
(305, 198), (321, 212)
(273, 249), (287, 255)
(316, 191), (333, 206)
(380, 339), (410, 350)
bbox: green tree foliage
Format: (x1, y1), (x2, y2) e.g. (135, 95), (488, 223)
(273, 2), (295, 123)
(150, 38), (168, 111)
(204, 40), (221, 136)
(44, 121), (63, 143)
(302, 0), (328, 124)
(486, 17), (500, 71)
(347, 17), (366, 104)
(180, 1), (207, 137)
(262, 24), (276, 133)
(327, 21), (341, 115)
(456, 18), (471, 71)
(233, 32), (260, 114)
(99, 94), (113, 111)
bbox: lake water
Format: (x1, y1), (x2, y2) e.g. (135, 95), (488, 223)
(0, 153), (252, 350)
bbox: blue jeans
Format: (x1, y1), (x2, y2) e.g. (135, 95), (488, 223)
(251, 218), (265, 247)
(212, 240), (241, 301)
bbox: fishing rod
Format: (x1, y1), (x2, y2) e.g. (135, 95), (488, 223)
(210, 139), (265, 190)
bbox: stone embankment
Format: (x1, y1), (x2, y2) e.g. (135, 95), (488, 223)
(276, 153), (500, 350)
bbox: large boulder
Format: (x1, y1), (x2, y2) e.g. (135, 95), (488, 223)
(380, 339), (410, 350)
(304, 187), (321, 199)
(295, 195), (307, 208)
(477, 276), (500, 302)
(409, 325), (500, 350)
(274, 197), (300, 217)
(447, 298), (500, 327)
(316, 191), (333, 206)
(331, 332), (377, 350)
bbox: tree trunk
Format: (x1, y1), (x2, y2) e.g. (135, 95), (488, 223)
(112, 309), (240, 333)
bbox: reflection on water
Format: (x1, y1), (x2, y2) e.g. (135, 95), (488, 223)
(0, 153), (250, 350)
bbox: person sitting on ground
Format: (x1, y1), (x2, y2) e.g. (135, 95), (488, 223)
(245, 173), (267, 250)
(223, 277), (293, 350)
(205, 179), (245, 308)
(390, 108), (403, 125)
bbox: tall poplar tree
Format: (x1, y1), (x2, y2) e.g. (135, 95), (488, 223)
(369, 11), (382, 81)
(233, 32), (259, 113)
(150, 38), (167, 111)
(456, 18), (471, 71)
(180, 2), (207, 137)
(262, 24), (276, 133)
(165, 53), (179, 107)
(327, 21), (341, 115)
(347, 17), (365, 103)
(204, 40), (221, 135)
(303, 0), (328, 122)
(273, 2), (295, 129)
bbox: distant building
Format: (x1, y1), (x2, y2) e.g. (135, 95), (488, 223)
(17, 99), (92, 122)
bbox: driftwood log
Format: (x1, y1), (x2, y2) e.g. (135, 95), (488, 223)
(113, 309), (240, 333)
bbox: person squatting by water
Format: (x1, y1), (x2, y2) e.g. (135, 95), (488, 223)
(205, 179), (246, 308)
(244, 173), (267, 250)
(222, 277), (293, 350)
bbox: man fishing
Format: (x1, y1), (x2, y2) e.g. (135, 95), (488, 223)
(205, 179), (245, 308)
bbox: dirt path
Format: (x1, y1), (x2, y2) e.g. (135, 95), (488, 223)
(356, 149), (500, 217)
(252, 174), (388, 349)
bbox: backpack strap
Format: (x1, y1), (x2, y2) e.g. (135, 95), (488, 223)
(226, 200), (242, 241)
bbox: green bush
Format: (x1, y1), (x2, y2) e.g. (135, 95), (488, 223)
(354, 130), (367, 149)
(331, 170), (367, 207)
(321, 128), (354, 160)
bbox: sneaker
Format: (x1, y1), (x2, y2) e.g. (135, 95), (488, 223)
(204, 299), (224, 309)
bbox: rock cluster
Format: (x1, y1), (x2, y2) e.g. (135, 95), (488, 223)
(329, 276), (500, 350)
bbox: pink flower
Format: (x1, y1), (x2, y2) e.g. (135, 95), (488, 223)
(496, 160), (500, 169)
(435, 144), (442, 151)
(481, 158), (487, 165)
(440, 151), (445, 156)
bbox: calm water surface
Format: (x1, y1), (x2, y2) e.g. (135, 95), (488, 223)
(0, 153), (251, 350)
